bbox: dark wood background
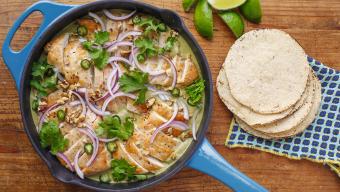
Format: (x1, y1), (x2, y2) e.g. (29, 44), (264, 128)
(0, 0), (339, 191)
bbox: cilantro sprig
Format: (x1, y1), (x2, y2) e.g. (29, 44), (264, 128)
(110, 159), (148, 182)
(39, 120), (68, 155)
(96, 116), (134, 141)
(30, 56), (57, 96)
(185, 79), (205, 106)
(133, 16), (167, 35)
(119, 70), (149, 104)
(82, 31), (110, 70)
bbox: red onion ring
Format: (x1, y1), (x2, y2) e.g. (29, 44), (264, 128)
(108, 56), (133, 67)
(161, 55), (177, 90)
(169, 121), (189, 130)
(150, 102), (179, 143)
(70, 91), (86, 116)
(101, 92), (137, 112)
(38, 103), (61, 132)
(69, 100), (81, 107)
(107, 41), (133, 52)
(117, 31), (142, 41)
(77, 128), (98, 167)
(191, 107), (201, 140)
(131, 48), (165, 76)
(86, 123), (117, 143)
(98, 137), (118, 143)
(103, 9), (136, 21)
(89, 12), (106, 31)
(80, 88), (110, 116)
(56, 152), (74, 172)
(74, 149), (84, 179)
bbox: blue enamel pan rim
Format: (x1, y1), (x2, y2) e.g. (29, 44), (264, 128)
(3, 0), (267, 191)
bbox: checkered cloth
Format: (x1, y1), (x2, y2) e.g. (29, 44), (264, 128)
(225, 56), (340, 176)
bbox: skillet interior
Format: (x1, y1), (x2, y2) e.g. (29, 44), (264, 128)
(19, 0), (213, 191)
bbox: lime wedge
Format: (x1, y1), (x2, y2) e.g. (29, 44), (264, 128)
(218, 11), (244, 38)
(208, 0), (246, 10)
(183, 0), (198, 12)
(240, 0), (262, 23)
(194, 0), (213, 39)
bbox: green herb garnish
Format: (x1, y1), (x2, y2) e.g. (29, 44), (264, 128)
(110, 159), (137, 182)
(30, 56), (57, 96)
(95, 116), (134, 141)
(163, 36), (177, 52)
(82, 31), (110, 70)
(119, 70), (149, 104)
(185, 79), (205, 106)
(135, 17), (167, 35)
(134, 37), (158, 59)
(39, 120), (68, 155)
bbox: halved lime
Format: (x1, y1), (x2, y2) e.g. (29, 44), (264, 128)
(183, 0), (198, 12)
(218, 11), (244, 38)
(194, 0), (213, 39)
(240, 0), (262, 23)
(208, 0), (246, 10)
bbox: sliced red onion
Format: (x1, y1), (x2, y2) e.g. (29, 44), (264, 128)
(178, 99), (189, 120)
(70, 91), (86, 116)
(86, 123), (117, 143)
(103, 40), (117, 48)
(161, 55), (177, 90)
(191, 107), (201, 140)
(102, 92), (137, 112)
(56, 152), (74, 172)
(74, 149), (84, 179)
(169, 121), (189, 130)
(107, 41), (133, 52)
(38, 103), (61, 132)
(150, 102), (179, 143)
(107, 68), (118, 97)
(89, 12), (106, 31)
(103, 9), (136, 21)
(69, 100), (81, 107)
(81, 88), (111, 116)
(78, 128), (98, 167)
(117, 31), (142, 41)
(108, 56), (133, 67)
(132, 48), (165, 76)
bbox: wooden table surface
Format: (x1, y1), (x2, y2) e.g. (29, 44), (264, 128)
(0, 0), (339, 191)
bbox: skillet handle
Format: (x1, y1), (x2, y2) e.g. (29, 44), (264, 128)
(188, 138), (268, 192)
(2, 1), (75, 89)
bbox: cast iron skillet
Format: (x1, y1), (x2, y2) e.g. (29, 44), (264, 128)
(2, 1), (267, 191)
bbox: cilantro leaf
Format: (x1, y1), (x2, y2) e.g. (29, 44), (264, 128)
(94, 31), (110, 45)
(96, 116), (134, 141)
(119, 70), (149, 104)
(134, 37), (158, 58)
(111, 159), (137, 181)
(39, 120), (68, 155)
(136, 17), (166, 35)
(82, 31), (110, 70)
(185, 79), (205, 106)
(30, 56), (57, 96)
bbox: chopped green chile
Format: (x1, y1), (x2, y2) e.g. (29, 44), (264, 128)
(77, 25), (88, 36)
(57, 109), (66, 121)
(80, 59), (92, 70)
(84, 143), (94, 155)
(106, 142), (117, 152)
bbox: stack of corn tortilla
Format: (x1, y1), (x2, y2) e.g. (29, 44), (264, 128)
(217, 29), (322, 139)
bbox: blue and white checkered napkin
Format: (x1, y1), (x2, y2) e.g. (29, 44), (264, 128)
(225, 56), (340, 176)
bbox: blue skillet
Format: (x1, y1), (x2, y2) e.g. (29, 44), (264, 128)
(2, 1), (268, 191)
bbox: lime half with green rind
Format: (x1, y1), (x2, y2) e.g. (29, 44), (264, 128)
(208, 0), (247, 10)
(218, 11), (244, 38)
(194, 0), (213, 39)
(183, 0), (198, 12)
(240, 0), (262, 23)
